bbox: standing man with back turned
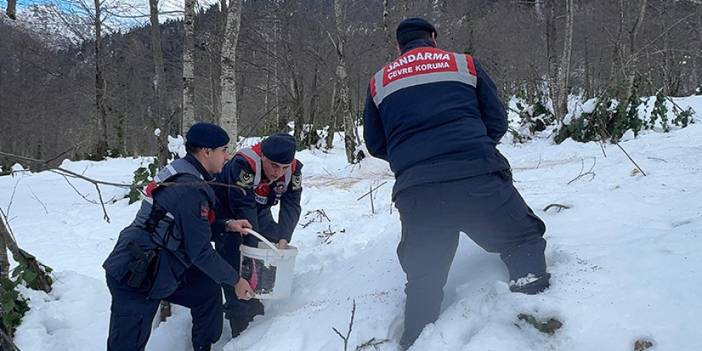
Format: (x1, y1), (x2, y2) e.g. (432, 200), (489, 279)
(363, 18), (551, 349)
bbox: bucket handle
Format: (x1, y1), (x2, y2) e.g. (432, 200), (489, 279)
(244, 228), (283, 255)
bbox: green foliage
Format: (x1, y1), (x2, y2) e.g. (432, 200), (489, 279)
(0, 277), (29, 336)
(554, 98), (611, 144)
(0, 250), (53, 337)
(554, 84), (695, 144)
(649, 91), (669, 132)
(12, 249), (53, 290)
(514, 96), (554, 135)
(673, 108), (694, 128)
(128, 158), (158, 204)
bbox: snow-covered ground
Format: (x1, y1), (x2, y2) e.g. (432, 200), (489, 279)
(2, 96), (701, 351)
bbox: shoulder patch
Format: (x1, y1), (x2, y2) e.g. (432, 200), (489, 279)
(199, 202), (210, 219)
(236, 170), (255, 188)
(292, 174), (302, 190)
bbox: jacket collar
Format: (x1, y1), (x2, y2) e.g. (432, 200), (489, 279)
(184, 153), (214, 181)
(400, 38), (437, 54)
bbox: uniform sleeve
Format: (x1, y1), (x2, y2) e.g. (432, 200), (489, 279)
(474, 58), (508, 143)
(277, 161), (303, 242)
(363, 86), (388, 160)
(175, 187), (238, 287)
(223, 156), (260, 232)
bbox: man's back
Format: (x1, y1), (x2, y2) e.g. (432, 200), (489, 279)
(363, 39), (511, 198)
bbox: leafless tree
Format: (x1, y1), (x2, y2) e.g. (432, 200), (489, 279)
(220, 0), (242, 148)
(548, 0), (574, 121)
(149, 0), (171, 167)
(330, 0), (358, 163)
(182, 0), (197, 133)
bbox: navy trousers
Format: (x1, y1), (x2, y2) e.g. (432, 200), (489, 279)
(394, 171), (548, 348)
(106, 266), (223, 351)
(214, 210), (276, 337)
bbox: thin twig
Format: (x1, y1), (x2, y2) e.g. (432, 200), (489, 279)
(355, 337), (390, 351)
(27, 186), (48, 215)
(5, 178), (21, 220)
(357, 181), (387, 201)
(543, 203), (571, 212)
(615, 142), (646, 176)
(94, 183), (110, 223)
(567, 157), (597, 185)
(332, 299), (356, 351)
(646, 157), (667, 163)
(60, 174), (98, 205)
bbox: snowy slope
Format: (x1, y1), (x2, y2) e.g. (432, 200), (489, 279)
(2, 96), (701, 351)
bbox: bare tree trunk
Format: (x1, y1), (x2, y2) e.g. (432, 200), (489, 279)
(382, 0), (394, 62)
(149, 0), (169, 168)
(182, 0), (197, 133)
(612, 0), (647, 103)
(94, 0), (109, 156)
(6, 0), (17, 20)
(307, 65), (320, 148)
(325, 81), (338, 150)
(291, 72), (305, 144)
(274, 20), (281, 131)
(584, 35), (593, 98)
(220, 0), (242, 149)
(552, 0), (574, 122)
(332, 0), (358, 164)
(622, 0), (647, 98)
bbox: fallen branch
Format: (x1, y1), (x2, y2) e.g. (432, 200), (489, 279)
(0, 327), (22, 351)
(0, 210), (52, 292)
(27, 186), (48, 215)
(543, 203), (570, 213)
(0, 150), (262, 223)
(567, 158), (597, 185)
(332, 299), (356, 351)
(615, 143), (646, 176)
(355, 337), (389, 351)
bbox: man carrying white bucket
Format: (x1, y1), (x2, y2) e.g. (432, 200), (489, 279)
(212, 133), (303, 337)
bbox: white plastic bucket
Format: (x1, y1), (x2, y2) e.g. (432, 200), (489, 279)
(239, 229), (297, 299)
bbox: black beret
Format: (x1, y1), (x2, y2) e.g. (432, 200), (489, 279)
(185, 122), (230, 149)
(261, 133), (296, 164)
(396, 17), (437, 47)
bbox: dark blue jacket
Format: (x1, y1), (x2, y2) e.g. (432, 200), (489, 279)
(213, 147), (303, 243)
(363, 39), (510, 199)
(103, 154), (238, 299)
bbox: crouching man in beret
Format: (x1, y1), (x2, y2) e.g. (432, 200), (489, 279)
(213, 133), (303, 337)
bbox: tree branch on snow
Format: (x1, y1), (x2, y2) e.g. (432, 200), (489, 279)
(0, 151), (266, 223)
(332, 299), (356, 351)
(594, 127), (646, 177)
(355, 337), (389, 351)
(0, 327), (21, 351)
(543, 203), (570, 213)
(1, 209), (52, 293)
(567, 157), (597, 185)
(27, 186), (48, 215)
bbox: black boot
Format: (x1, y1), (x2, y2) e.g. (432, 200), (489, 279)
(509, 273), (551, 295)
